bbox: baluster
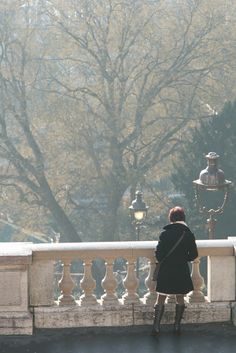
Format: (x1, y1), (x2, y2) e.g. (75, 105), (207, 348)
(101, 260), (119, 305)
(80, 259), (98, 306)
(58, 260), (76, 306)
(144, 260), (157, 305)
(188, 257), (206, 303)
(122, 259), (140, 304)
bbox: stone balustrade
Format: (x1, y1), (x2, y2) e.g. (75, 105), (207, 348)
(0, 238), (236, 334)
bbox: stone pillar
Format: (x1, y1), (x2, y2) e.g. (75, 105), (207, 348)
(30, 260), (55, 306)
(122, 258), (140, 304)
(80, 259), (98, 306)
(0, 244), (33, 334)
(58, 260), (76, 306)
(208, 256), (235, 302)
(188, 257), (206, 303)
(101, 259), (119, 305)
(144, 260), (157, 306)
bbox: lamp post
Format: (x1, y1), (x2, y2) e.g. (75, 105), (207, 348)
(129, 191), (148, 278)
(193, 152), (231, 239)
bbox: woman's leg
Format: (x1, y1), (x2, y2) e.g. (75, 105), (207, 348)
(157, 294), (167, 305)
(176, 294), (185, 305)
(174, 294), (186, 334)
(152, 294), (167, 335)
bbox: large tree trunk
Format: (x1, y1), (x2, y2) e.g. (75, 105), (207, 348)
(102, 180), (127, 241)
(39, 176), (81, 242)
(102, 207), (120, 242)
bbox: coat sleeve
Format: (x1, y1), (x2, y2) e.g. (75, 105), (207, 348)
(187, 232), (198, 261)
(155, 231), (167, 262)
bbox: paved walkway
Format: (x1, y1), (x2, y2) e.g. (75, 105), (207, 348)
(0, 323), (236, 353)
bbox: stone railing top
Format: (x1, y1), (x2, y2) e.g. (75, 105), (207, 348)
(31, 241), (157, 261)
(0, 239), (234, 264)
(197, 239), (234, 256)
(228, 237), (236, 256)
(29, 239), (235, 261)
(0, 242), (32, 265)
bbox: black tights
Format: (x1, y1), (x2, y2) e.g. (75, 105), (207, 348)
(156, 293), (185, 305)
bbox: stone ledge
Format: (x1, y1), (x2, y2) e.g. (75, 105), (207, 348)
(34, 302), (232, 329)
(34, 303), (134, 328)
(0, 312), (33, 335)
(134, 302), (231, 325)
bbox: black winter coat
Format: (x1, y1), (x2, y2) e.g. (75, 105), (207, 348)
(155, 222), (198, 294)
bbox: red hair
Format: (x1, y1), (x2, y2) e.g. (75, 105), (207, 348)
(168, 206), (185, 222)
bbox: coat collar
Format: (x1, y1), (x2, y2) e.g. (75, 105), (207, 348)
(171, 221), (188, 227)
(163, 222), (189, 231)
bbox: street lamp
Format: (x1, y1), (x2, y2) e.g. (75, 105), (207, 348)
(193, 152), (232, 239)
(129, 191), (148, 279)
(129, 191), (148, 238)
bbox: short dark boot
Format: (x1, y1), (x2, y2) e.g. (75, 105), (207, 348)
(174, 304), (186, 334)
(151, 304), (164, 336)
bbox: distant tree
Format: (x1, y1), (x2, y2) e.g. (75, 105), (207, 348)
(45, 0), (236, 240)
(171, 101), (236, 238)
(0, 3), (82, 242)
(0, 1), (236, 242)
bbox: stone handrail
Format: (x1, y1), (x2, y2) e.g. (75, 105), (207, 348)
(31, 239), (234, 259)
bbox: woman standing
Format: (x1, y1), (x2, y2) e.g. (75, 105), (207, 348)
(152, 206), (198, 335)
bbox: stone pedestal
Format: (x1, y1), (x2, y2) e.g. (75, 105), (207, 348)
(30, 260), (55, 306)
(0, 244), (33, 334)
(208, 256), (235, 302)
